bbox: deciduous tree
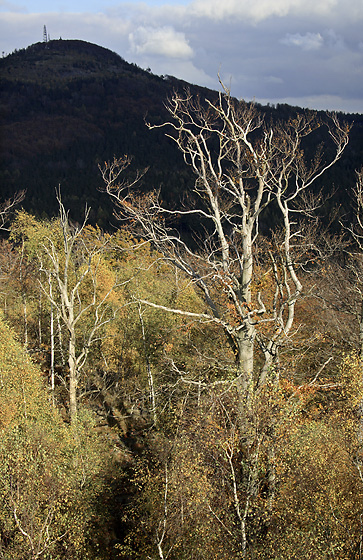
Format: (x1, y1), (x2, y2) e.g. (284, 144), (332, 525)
(101, 85), (349, 556)
(102, 85), (349, 399)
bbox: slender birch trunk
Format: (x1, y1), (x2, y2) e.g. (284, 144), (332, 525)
(68, 329), (78, 422)
(138, 302), (157, 424)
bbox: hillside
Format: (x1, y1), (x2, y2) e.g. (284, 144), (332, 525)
(1, 39), (363, 560)
(1, 39), (362, 227)
(0, 40), (207, 225)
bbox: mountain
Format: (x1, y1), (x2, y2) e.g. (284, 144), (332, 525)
(0, 39), (200, 225)
(1, 39), (362, 228)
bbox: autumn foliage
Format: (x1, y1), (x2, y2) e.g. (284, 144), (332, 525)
(0, 98), (362, 558)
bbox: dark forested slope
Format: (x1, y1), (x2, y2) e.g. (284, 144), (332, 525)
(1, 39), (362, 227)
(0, 40), (199, 224)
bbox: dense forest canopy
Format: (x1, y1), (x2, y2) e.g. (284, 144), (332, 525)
(0, 39), (363, 559)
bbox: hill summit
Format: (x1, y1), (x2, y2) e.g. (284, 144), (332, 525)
(2, 39), (150, 83)
(1, 39), (204, 224)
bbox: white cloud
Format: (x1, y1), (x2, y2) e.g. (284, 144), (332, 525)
(148, 59), (216, 86)
(189, 0), (347, 22)
(129, 25), (193, 58)
(281, 32), (323, 50)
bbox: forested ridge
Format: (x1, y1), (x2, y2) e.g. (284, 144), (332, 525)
(1, 39), (363, 560)
(1, 39), (363, 226)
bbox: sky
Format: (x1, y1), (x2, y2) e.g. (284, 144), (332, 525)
(1, 0), (362, 113)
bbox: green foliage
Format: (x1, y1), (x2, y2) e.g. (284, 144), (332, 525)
(0, 317), (112, 559)
(0, 315), (45, 427)
(262, 415), (362, 560)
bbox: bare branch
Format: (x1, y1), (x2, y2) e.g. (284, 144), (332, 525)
(103, 81), (349, 394)
(0, 190), (25, 231)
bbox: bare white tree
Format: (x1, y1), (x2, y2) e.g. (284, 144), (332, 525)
(345, 168), (363, 360)
(102, 85), (349, 405)
(38, 192), (117, 422)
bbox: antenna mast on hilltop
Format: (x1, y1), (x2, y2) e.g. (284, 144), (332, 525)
(43, 25), (49, 43)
